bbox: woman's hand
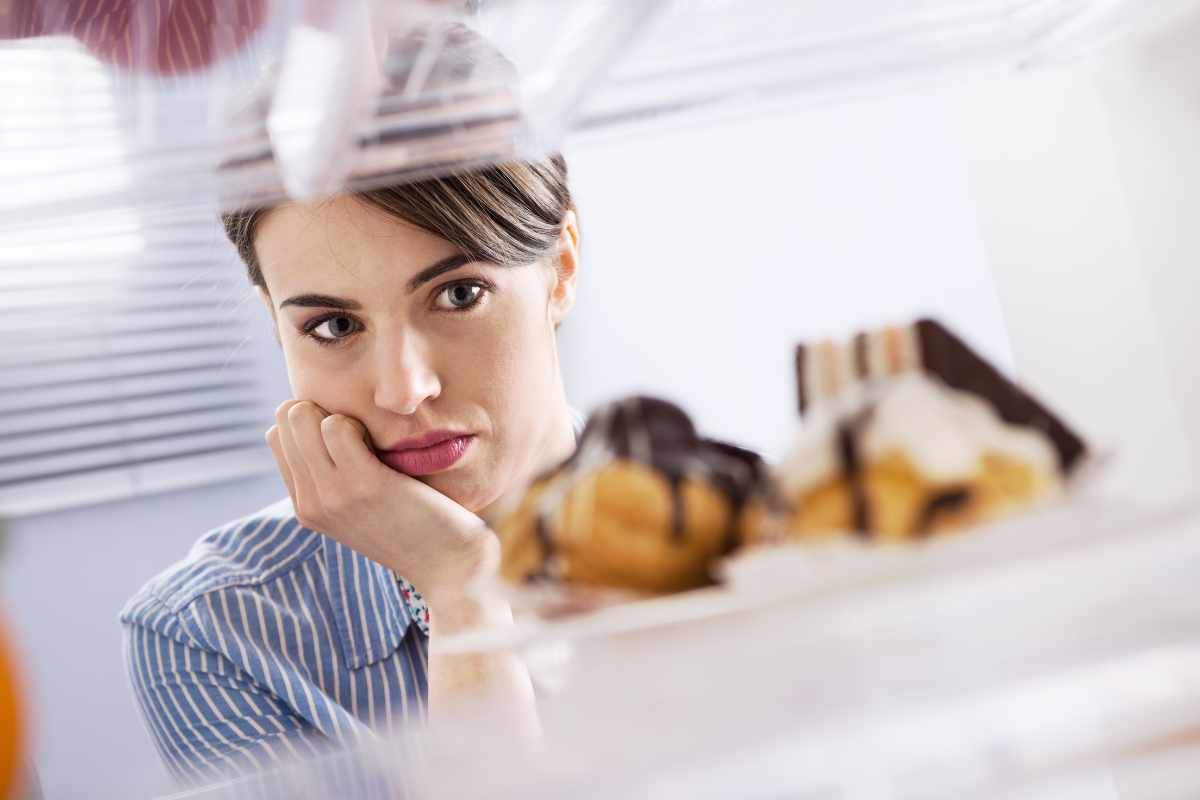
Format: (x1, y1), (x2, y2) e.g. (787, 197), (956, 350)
(268, 400), (542, 739)
(265, 399), (499, 608)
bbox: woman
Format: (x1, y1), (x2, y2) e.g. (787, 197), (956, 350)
(120, 153), (583, 787)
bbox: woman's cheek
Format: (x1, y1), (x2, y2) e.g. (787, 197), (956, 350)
(286, 353), (361, 414)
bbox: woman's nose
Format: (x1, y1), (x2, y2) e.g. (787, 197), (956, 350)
(372, 331), (441, 416)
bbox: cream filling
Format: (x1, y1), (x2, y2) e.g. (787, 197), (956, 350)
(779, 373), (1060, 493)
(863, 373), (1059, 481)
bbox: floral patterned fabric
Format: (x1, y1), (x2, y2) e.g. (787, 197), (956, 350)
(395, 575), (430, 637)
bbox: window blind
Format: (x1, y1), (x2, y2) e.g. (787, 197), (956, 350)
(0, 213), (276, 516)
(0, 42), (275, 517)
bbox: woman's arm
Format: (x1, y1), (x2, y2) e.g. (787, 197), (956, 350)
(124, 619), (328, 786)
(266, 400), (542, 741)
(126, 615), (426, 794)
(426, 593), (541, 741)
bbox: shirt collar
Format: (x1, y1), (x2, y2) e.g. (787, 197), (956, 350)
(319, 534), (412, 670)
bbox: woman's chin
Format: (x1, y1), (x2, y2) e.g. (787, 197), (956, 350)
(420, 470), (495, 513)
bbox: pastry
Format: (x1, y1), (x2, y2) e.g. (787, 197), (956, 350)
(496, 396), (781, 594)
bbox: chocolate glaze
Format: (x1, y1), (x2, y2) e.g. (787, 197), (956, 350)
(836, 421), (872, 536)
(914, 319), (1086, 475)
(531, 397), (777, 571)
(701, 438), (784, 554)
(913, 486), (971, 537)
(530, 514), (556, 582)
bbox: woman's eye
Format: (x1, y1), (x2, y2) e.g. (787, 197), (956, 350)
(309, 315), (359, 341)
(436, 283), (485, 311)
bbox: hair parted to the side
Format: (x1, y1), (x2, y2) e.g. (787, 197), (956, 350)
(222, 153), (576, 291)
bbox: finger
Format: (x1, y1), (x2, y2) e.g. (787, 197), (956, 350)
(275, 400), (319, 508)
(287, 400), (337, 475)
(322, 414), (388, 475)
(265, 425), (297, 501)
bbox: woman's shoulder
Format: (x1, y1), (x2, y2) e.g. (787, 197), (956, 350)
(120, 496), (322, 629)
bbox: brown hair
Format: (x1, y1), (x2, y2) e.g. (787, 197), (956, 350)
(222, 152), (576, 291)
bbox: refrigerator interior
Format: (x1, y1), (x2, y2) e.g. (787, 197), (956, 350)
(2, 1), (1200, 797)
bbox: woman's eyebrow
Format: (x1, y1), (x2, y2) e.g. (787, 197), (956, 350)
(278, 294), (362, 311)
(405, 253), (475, 292)
(278, 254), (477, 310)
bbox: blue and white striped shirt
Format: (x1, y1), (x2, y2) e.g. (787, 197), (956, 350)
(120, 496), (430, 787)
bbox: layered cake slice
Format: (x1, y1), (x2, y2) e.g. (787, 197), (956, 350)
(776, 319), (1087, 541)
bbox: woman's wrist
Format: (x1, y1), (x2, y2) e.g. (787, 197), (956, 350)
(427, 589), (513, 636)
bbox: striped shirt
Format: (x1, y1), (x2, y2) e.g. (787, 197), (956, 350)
(120, 497), (429, 788)
(121, 409), (584, 788)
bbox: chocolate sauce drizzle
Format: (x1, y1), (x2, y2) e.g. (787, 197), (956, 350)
(912, 487), (971, 537)
(795, 345), (809, 415)
(529, 397), (776, 573)
(836, 421), (872, 536)
(528, 515), (557, 582)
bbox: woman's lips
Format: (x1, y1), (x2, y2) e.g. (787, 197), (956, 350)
(377, 435), (474, 476)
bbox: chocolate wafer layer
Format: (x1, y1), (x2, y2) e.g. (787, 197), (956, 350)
(914, 319), (1085, 475)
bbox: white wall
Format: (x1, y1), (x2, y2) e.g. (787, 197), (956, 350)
(947, 11), (1200, 505)
(560, 89), (1013, 461)
(560, 12), (1200, 505)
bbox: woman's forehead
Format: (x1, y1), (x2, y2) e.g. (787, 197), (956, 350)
(255, 195), (460, 293)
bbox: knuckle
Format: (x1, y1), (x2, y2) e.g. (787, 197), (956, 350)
(322, 415), (354, 439)
(274, 400), (296, 423)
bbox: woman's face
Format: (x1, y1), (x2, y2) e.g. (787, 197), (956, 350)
(253, 195), (579, 513)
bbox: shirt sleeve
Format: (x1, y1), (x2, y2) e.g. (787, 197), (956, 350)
(123, 619), (328, 787)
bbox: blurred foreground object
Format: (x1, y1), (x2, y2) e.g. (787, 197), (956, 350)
(168, 497), (1200, 799)
(0, 0), (269, 75)
(2, 0), (1197, 226)
(0, 614), (25, 800)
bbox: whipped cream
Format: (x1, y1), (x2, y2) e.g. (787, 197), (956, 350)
(780, 373), (1061, 491)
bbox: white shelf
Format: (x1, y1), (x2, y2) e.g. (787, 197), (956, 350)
(167, 493), (1200, 798)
